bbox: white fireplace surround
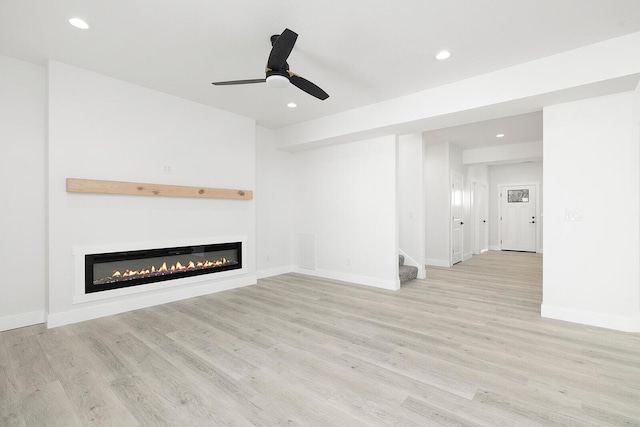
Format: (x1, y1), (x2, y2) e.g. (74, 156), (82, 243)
(73, 236), (248, 304)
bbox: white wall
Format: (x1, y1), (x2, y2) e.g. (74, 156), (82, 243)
(47, 61), (257, 327)
(467, 165), (489, 185)
(463, 141), (543, 165)
(489, 162), (543, 251)
(255, 126), (294, 278)
(293, 136), (398, 290)
(543, 91), (640, 331)
(0, 55), (47, 331)
(424, 141), (450, 266)
(398, 133), (425, 278)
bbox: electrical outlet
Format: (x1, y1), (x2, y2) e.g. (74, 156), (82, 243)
(163, 165), (173, 174)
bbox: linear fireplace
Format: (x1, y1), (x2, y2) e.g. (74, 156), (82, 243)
(84, 242), (242, 294)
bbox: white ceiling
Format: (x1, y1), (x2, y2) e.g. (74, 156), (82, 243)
(1, 0), (640, 131)
(424, 111), (542, 150)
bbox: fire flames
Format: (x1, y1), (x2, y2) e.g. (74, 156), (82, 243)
(112, 258), (229, 279)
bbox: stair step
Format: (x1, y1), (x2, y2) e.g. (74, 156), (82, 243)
(399, 265), (418, 284)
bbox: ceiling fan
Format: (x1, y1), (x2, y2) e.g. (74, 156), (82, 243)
(212, 28), (329, 100)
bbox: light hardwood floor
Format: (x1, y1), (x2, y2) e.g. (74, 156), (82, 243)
(2, 251), (640, 426)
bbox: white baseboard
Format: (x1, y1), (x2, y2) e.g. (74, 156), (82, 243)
(398, 249), (426, 279)
(293, 267), (400, 291)
(463, 252), (473, 261)
(425, 258), (451, 268)
(257, 265), (295, 279)
(541, 304), (640, 332)
(0, 310), (46, 332)
(47, 275), (257, 329)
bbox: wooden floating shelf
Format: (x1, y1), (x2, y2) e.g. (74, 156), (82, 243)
(66, 178), (253, 200)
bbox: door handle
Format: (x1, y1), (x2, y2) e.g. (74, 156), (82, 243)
(461, 222), (464, 225)
(482, 220), (486, 223)
(530, 221), (536, 223)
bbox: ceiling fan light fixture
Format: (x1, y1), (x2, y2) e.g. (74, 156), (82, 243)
(266, 74), (289, 89)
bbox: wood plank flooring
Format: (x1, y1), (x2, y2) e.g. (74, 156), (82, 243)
(2, 251), (640, 426)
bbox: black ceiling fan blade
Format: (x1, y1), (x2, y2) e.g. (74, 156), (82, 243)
(267, 28), (298, 70)
(212, 78), (266, 86)
(289, 74), (329, 100)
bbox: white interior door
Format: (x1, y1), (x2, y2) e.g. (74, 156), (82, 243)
(472, 182), (489, 254)
(478, 183), (488, 253)
(451, 172), (463, 264)
(500, 185), (536, 252)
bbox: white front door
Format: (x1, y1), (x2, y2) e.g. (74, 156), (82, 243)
(451, 172), (463, 264)
(500, 185), (536, 252)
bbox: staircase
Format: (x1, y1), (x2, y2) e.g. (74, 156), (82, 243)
(399, 254), (418, 284)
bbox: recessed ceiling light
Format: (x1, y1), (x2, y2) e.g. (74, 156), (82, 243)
(287, 102), (297, 108)
(69, 17), (90, 29)
(435, 50), (451, 60)
(496, 133), (505, 138)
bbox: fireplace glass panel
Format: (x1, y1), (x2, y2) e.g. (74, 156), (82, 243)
(85, 242), (241, 293)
